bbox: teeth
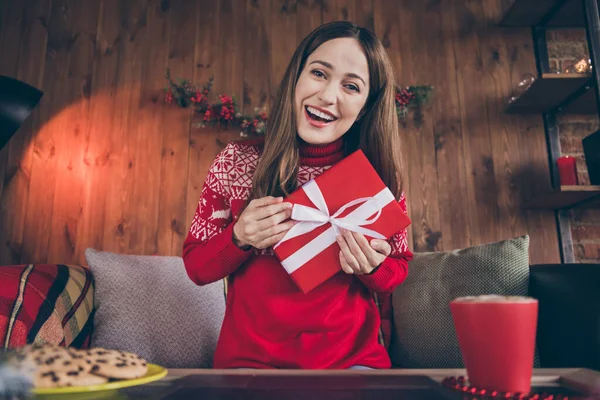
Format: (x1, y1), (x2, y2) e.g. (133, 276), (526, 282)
(307, 106), (335, 121)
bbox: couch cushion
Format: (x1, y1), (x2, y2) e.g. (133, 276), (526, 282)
(85, 248), (225, 368)
(389, 235), (532, 368)
(0, 264), (94, 349)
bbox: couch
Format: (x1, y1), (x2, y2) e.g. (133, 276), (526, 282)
(1, 235), (598, 371)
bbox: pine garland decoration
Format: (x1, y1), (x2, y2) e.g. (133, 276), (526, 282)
(164, 69), (432, 136)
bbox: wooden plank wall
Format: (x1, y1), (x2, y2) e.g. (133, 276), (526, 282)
(0, 0), (559, 266)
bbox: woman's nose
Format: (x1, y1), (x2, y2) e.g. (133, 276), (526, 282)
(317, 82), (336, 105)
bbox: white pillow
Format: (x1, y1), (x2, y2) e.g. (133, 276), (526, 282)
(85, 248), (225, 368)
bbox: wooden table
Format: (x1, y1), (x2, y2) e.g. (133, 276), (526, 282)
(34, 368), (600, 400)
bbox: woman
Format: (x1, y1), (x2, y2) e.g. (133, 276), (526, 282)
(183, 21), (413, 369)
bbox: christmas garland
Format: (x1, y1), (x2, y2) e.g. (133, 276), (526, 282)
(164, 69), (433, 136)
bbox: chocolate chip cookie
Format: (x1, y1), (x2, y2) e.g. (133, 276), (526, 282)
(84, 348), (148, 380)
(34, 369), (107, 388)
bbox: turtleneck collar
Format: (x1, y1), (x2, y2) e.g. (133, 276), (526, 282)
(298, 137), (345, 167)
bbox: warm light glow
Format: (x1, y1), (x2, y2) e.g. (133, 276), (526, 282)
(26, 83), (151, 192)
(4, 81), (239, 263)
(14, 82), (171, 262)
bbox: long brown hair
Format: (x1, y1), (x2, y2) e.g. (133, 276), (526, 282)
(250, 21), (404, 201)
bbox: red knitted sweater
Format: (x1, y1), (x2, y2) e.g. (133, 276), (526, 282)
(182, 138), (413, 369)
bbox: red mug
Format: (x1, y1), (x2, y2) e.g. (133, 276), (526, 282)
(450, 296), (538, 394)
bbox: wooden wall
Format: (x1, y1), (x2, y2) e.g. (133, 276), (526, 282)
(0, 0), (560, 266)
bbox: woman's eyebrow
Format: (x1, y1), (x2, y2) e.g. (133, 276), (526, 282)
(308, 60), (366, 86)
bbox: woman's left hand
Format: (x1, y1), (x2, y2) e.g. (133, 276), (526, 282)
(336, 228), (392, 275)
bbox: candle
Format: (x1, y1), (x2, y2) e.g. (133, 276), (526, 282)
(557, 156), (579, 186)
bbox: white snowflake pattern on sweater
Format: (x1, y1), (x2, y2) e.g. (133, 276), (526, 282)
(189, 141), (409, 257)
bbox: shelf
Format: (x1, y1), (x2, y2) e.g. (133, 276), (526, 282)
(505, 73), (593, 114)
(524, 185), (600, 209)
(559, 84), (598, 114)
(501, 0), (584, 27)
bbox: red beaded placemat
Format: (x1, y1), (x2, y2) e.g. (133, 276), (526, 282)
(442, 376), (579, 400)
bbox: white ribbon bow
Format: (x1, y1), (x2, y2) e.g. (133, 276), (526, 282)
(274, 180), (386, 248)
(274, 179), (395, 274)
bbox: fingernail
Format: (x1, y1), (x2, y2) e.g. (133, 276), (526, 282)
(371, 240), (377, 247)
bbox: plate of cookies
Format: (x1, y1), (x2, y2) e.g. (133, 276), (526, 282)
(7, 344), (167, 395)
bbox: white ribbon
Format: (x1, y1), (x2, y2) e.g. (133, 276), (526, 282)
(274, 179), (395, 274)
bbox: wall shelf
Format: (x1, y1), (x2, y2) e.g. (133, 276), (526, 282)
(524, 185), (600, 209)
(501, 0), (584, 27)
(501, 0), (600, 262)
(505, 74), (594, 114)
(559, 85), (598, 114)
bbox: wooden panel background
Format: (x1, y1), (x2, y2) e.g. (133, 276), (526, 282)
(0, 0), (560, 265)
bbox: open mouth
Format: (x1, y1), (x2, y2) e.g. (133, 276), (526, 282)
(305, 106), (337, 124)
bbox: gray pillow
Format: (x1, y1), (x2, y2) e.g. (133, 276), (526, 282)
(390, 235), (536, 368)
(85, 248), (225, 368)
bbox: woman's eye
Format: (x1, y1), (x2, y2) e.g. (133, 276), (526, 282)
(345, 84), (360, 93)
(311, 70), (325, 78)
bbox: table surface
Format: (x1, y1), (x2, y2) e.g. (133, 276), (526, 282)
(32, 368), (600, 400)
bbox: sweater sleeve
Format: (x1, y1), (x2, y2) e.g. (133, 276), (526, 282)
(357, 192), (413, 294)
(182, 145), (253, 286)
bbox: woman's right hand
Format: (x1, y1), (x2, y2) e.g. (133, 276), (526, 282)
(233, 196), (295, 250)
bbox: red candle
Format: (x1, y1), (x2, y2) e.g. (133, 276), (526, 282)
(557, 156), (579, 186)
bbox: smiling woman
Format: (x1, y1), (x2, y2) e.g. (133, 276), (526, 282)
(295, 38), (370, 145)
(182, 21), (414, 371)
(251, 22), (403, 203)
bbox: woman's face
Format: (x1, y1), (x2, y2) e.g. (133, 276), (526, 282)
(294, 38), (370, 145)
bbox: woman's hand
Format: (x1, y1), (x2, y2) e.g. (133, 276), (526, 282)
(336, 229), (392, 275)
(233, 196), (295, 250)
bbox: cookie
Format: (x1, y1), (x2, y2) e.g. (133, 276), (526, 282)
(10, 345), (150, 385)
(10, 344), (64, 367)
(30, 346), (92, 374)
(85, 349), (148, 380)
(10, 344), (93, 376)
(13, 343), (68, 360)
(34, 369), (108, 388)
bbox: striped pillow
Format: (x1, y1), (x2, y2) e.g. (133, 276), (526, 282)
(0, 264), (94, 349)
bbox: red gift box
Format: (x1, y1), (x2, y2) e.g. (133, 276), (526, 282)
(273, 149), (412, 293)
